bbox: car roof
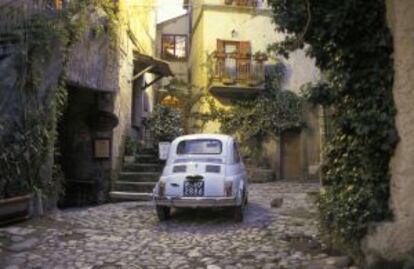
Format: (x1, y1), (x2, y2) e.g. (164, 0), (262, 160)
(172, 133), (233, 143)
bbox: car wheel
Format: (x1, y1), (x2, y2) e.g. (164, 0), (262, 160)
(234, 205), (244, 222)
(156, 205), (171, 221)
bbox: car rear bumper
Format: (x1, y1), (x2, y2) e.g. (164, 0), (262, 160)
(154, 196), (238, 208)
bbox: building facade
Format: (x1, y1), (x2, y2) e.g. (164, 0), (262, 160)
(157, 0), (322, 180)
(61, 0), (172, 205)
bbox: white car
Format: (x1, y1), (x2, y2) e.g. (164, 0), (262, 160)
(153, 134), (248, 222)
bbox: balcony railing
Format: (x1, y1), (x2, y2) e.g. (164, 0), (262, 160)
(224, 0), (268, 8)
(209, 52), (267, 89)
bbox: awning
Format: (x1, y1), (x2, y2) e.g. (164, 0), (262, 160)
(132, 53), (174, 90)
(133, 53), (174, 78)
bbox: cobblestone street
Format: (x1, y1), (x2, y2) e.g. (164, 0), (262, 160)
(0, 182), (354, 269)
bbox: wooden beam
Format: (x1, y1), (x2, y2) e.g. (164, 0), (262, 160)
(131, 64), (154, 82)
(143, 75), (163, 89)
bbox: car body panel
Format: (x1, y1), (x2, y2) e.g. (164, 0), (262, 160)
(153, 134), (248, 208)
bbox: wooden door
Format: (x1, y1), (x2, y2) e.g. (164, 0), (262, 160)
(281, 132), (302, 180)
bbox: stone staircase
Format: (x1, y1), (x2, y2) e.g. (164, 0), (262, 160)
(109, 148), (163, 202)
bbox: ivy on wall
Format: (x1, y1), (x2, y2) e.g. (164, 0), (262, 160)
(268, 0), (398, 258)
(0, 0), (120, 199)
(201, 68), (304, 160)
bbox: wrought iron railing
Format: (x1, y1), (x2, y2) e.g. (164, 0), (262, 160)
(224, 0), (269, 8)
(209, 53), (266, 87)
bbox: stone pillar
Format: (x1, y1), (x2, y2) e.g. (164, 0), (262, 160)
(364, 1), (414, 267)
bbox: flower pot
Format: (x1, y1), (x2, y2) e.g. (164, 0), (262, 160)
(0, 194), (32, 226)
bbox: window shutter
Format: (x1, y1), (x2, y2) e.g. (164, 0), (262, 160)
(217, 39), (225, 55)
(238, 41), (251, 80)
(239, 41), (251, 59)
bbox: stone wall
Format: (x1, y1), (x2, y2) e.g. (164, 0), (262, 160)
(364, 1), (414, 267)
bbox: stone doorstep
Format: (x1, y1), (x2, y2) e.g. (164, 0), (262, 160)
(109, 191), (152, 201)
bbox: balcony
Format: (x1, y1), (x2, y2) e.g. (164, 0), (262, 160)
(208, 52), (268, 98)
(224, 0), (269, 8)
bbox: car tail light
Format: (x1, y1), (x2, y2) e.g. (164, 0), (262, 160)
(224, 181), (233, 197)
(159, 181), (165, 197)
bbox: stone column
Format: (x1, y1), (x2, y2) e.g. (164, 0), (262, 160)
(364, 1), (414, 267)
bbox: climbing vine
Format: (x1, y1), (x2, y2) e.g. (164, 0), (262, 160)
(268, 0), (398, 258)
(202, 67), (304, 159)
(0, 0), (120, 199)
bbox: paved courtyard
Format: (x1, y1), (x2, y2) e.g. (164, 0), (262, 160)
(0, 182), (355, 269)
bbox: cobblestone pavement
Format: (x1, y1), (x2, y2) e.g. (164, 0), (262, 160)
(0, 182), (355, 269)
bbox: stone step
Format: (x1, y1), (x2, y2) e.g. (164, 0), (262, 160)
(123, 163), (163, 173)
(112, 181), (156, 193)
(118, 172), (160, 182)
(109, 191), (152, 201)
(136, 148), (157, 155)
(135, 154), (159, 163)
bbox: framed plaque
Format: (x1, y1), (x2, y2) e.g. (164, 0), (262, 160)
(93, 138), (111, 159)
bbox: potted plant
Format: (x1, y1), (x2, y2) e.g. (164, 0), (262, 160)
(148, 105), (183, 160)
(254, 51), (268, 62)
(123, 136), (136, 163)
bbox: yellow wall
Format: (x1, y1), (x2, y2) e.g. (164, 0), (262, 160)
(186, 2), (322, 179)
(189, 3), (320, 133)
(112, 0), (158, 170)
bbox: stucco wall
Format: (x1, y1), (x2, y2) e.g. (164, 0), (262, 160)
(199, 7), (320, 95)
(111, 0), (158, 171)
(190, 5), (321, 134)
(364, 0), (414, 266)
(186, 4), (321, 179)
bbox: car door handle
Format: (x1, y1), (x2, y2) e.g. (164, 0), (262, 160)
(170, 183), (180, 187)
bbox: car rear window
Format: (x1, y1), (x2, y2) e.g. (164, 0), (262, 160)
(177, 139), (222, 155)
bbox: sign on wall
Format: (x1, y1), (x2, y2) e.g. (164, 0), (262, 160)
(93, 138), (111, 159)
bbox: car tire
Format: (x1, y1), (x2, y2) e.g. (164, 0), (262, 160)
(234, 204), (244, 222)
(156, 205), (171, 221)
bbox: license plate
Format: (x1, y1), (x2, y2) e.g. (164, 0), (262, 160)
(183, 181), (204, 197)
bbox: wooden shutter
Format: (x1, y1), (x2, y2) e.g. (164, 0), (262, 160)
(239, 41), (251, 59)
(216, 39), (225, 78)
(216, 39), (225, 55)
(238, 41), (251, 81)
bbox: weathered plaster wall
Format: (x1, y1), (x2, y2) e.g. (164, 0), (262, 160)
(190, 5), (321, 133)
(67, 6), (118, 93)
(201, 7), (320, 95)
(364, 0), (414, 266)
(187, 4), (321, 179)
(111, 0), (157, 171)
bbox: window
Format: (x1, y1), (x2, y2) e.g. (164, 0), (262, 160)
(161, 34), (187, 60)
(177, 139), (222, 155)
(216, 39), (251, 80)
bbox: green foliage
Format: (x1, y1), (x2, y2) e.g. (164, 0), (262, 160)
(148, 105), (183, 142)
(204, 69), (304, 159)
(268, 0), (397, 257)
(0, 0), (121, 199)
(124, 136), (137, 156)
